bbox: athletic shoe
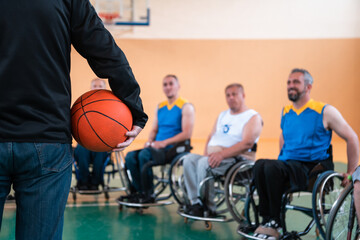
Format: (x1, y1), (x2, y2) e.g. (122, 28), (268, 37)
(77, 183), (89, 190)
(139, 194), (155, 204)
(117, 193), (141, 203)
(253, 219), (282, 240)
(88, 184), (99, 190)
(205, 210), (218, 218)
(188, 203), (204, 217)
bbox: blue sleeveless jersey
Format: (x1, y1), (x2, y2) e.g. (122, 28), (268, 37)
(155, 97), (188, 141)
(278, 99), (332, 162)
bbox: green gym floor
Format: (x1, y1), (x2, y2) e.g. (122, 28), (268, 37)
(0, 162), (347, 240)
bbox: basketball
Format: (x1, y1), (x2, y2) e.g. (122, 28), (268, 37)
(71, 89), (133, 152)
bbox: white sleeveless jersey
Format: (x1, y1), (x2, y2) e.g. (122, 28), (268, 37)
(208, 109), (259, 148)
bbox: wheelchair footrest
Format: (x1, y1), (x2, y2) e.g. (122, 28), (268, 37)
(237, 223), (262, 240)
(116, 198), (173, 208)
(103, 186), (127, 192)
(70, 186), (103, 194)
(177, 209), (231, 223)
(237, 224), (301, 240)
(77, 189), (102, 195)
(280, 231), (302, 240)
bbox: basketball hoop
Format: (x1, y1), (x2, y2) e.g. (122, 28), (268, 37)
(92, 0), (150, 27)
(98, 12), (120, 24)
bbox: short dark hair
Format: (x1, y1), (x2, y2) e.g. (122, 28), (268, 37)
(225, 83), (244, 93)
(291, 68), (313, 85)
(164, 74), (178, 82)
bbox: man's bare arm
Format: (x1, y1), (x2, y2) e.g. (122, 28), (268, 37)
(144, 107), (159, 147)
(151, 103), (195, 149)
(220, 114), (263, 159)
(324, 105), (359, 175)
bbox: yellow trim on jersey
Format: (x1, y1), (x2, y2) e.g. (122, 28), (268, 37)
(283, 99), (326, 115)
(158, 97), (188, 110)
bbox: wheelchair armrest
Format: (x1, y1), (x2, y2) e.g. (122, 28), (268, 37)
(307, 163), (325, 191)
(165, 139), (192, 163)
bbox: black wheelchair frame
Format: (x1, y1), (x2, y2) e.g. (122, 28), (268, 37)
(170, 144), (257, 230)
(116, 140), (192, 212)
(70, 151), (126, 201)
(239, 168), (344, 240)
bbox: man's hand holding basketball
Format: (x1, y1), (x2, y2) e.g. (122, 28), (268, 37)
(114, 125), (143, 151)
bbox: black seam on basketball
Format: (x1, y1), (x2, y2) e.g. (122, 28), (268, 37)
(71, 90), (105, 109)
(82, 99), (123, 108)
(83, 110), (130, 131)
(81, 90), (102, 102)
(74, 97), (85, 147)
(76, 115), (84, 147)
(76, 95), (86, 146)
(71, 99), (123, 117)
(81, 112), (113, 149)
(79, 95), (113, 149)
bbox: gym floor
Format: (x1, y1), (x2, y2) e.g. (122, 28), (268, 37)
(1, 162), (347, 240)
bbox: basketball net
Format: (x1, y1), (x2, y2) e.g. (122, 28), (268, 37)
(98, 12), (120, 25)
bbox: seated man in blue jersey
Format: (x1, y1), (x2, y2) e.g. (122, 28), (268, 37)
(74, 78), (110, 190)
(182, 83), (263, 217)
(251, 68), (359, 240)
(122, 74), (195, 203)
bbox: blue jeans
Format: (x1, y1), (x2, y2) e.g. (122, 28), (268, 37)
(0, 142), (72, 240)
(74, 145), (108, 186)
(125, 148), (154, 195)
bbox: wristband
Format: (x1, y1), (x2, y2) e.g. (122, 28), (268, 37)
(348, 175), (353, 181)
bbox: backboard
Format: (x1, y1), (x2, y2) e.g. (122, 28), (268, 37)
(90, 0), (150, 26)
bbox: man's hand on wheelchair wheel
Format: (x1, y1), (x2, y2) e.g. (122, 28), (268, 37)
(341, 172), (352, 187)
(114, 125), (143, 151)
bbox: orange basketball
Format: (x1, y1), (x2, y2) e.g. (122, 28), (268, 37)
(71, 90), (133, 152)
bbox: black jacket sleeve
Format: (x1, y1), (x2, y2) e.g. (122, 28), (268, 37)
(70, 0), (148, 128)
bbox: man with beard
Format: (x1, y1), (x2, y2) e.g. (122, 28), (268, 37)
(249, 68), (359, 240)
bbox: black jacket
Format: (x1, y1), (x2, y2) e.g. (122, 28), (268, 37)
(0, 0), (148, 143)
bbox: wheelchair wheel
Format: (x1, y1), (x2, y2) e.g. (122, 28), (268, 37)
(326, 183), (359, 240)
(224, 161), (254, 223)
(195, 173), (227, 214)
(213, 177), (226, 210)
(169, 155), (187, 205)
(244, 185), (260, 228)
(114, 151), (131, 195)
(152, 164), (170, 197)
(104, 191), (110, 200)
(312, 171), (344, 239)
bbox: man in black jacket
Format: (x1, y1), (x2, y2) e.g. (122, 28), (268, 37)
(0, 0), (148, 239)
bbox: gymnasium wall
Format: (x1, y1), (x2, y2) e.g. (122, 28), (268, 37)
(70, 0), (360, 161)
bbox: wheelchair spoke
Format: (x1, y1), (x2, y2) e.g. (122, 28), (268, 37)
(169, 156), (187, 205)
(326, 183), (357, 240)
(312, 171), (344, 239)
(225, 161), (254, 223)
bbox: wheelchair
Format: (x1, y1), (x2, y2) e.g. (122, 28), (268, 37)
(70, 150), (126, 201)
(116, 140), (192, 212)
(170, 144), (257, 230)
(237, 146), (345, 240)
(326, 181), (359, 240)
